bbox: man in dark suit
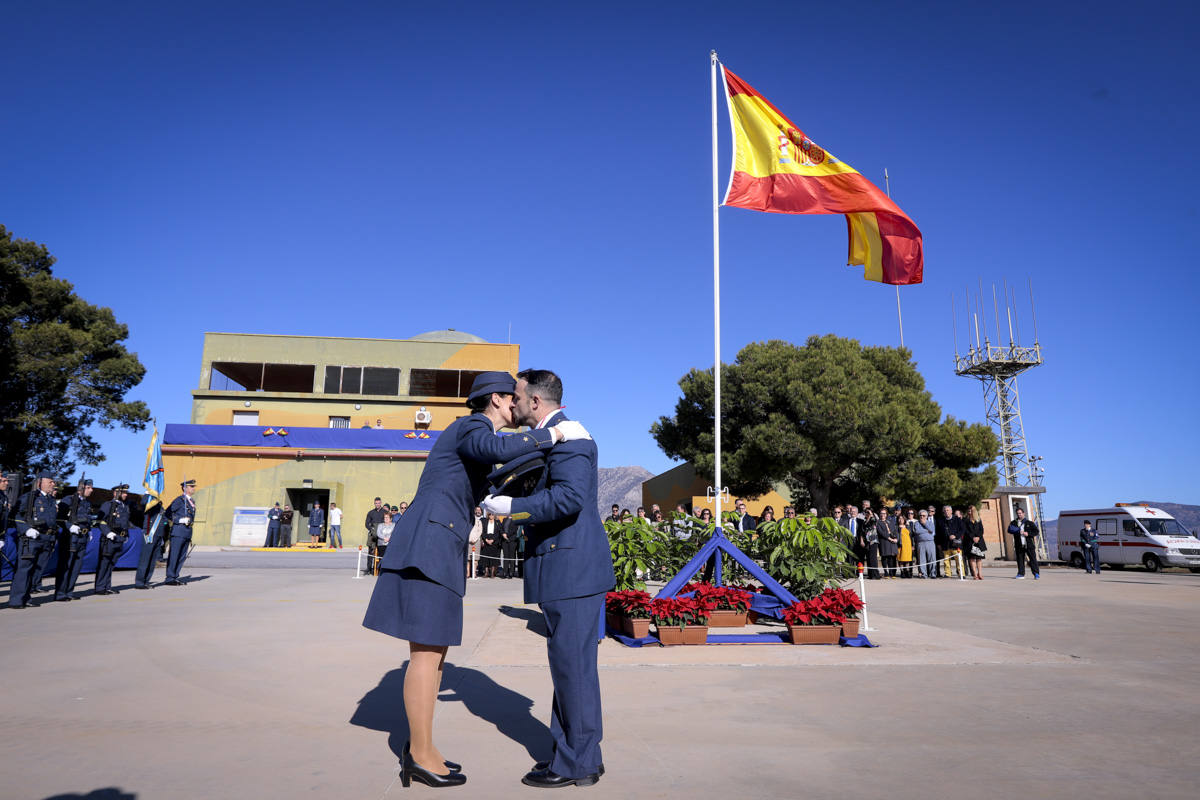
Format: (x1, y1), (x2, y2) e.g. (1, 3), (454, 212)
(732, 498), (757, 533)
(483, 369), (615, 788)
(163, 478), (197, 585)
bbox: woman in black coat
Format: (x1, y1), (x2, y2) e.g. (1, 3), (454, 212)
(964, 505), (986, 580)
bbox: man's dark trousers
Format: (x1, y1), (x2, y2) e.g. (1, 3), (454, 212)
(1016, 543), (1040, 577)
(95, 536), (124, 591)
(264, 523), (280, 548)
(541, 592), (606, 780)
(54, 531), (89, 599)
(135, 529), (165, 587)
(165, 535), (190, 582)
(1085, 543), (1101, 573)
(9, 536), (54, 607)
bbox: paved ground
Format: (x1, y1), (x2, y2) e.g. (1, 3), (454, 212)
(3, 559), (1199, 800)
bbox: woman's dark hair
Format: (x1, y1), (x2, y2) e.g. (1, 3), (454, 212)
(467, 392), (511, 412)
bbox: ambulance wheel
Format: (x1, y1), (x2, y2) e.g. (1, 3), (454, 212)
(1069, 552), (1085, 569)
(1142, 554), (1161, 572)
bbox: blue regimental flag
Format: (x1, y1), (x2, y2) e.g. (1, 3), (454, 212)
(142, 423), (165, 542)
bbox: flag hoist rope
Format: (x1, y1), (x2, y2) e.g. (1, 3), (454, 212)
(710, 50), (725, 525)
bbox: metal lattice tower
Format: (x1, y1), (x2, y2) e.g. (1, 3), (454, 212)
(953, 281), (1046, 556)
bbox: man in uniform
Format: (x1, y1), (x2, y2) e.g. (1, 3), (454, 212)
(482, 369), (615, 788)
(9, 471), (60, 608)
(0, 472), (12, 579)
(134, 496), (169, 590)
(265, 502), (282, 548)
(95, 484), (131, 594)
(54, 478), (95, 601)
(163, 478), (198, 585)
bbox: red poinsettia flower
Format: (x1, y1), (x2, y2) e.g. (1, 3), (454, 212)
(820, 587), (864, 619)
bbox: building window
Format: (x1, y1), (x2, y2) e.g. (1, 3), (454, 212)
(232, 410), (259, 426)
(324, 366), (400, 396)
(210, 362), (314, 392)
(409, 369), (485, 397)
(328, 416), (350, 429)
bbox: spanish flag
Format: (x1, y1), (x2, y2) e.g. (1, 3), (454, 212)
(722, 67), (923, 285)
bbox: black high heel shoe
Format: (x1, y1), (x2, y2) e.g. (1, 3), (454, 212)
(402, 741), (461, 773)
(400, 742), (466, 787)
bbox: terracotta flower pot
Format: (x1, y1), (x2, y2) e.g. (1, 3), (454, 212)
(708, 609), (748, 628)
(786, 623), (840, 645)
(656, 624), (709, 645)
(840, 618), (860, 638)
(605, 611), (621, 632)
(621, 616), (651, 638)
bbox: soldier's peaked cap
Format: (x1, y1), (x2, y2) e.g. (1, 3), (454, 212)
(487, 451), (546, 498)
(467, 371), (516, 403)
(36, 470), (54, 480)
(113, 484), (129, 492)
(181, 478), (197, 488)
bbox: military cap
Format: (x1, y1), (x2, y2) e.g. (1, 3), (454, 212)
(79, 478), (93, 487)
(36, 470), (54, 480)
(112, 484), (129, 493)
(467, 371), (516, 403)
(487, 451), (546, 498)
(181, 478), (197, 488)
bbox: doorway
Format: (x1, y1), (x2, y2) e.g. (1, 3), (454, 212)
(287, 488), (330, 544)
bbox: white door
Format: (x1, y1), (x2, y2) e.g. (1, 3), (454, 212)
(1120, 518), (1148, 565)
(1095, 518), (1119, 565)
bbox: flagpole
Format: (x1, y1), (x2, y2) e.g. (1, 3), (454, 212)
(710, 50), (723, 529)
(885, 168), (904, 348)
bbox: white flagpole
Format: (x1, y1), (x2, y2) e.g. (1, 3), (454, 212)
(885, 168), (904, 348)
(710, 50), (724, 529)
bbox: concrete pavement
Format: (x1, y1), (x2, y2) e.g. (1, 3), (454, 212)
(2, 562), (1199, 799)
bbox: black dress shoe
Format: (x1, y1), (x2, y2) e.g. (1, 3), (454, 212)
(164, 579), (183, 586)
(402, 740), (461, 773)
(56, 596), (72, 602)
(400, 744), (466, 788)
(135, 585), (151, 590)
(522, 768), (600, 788)
(534, 761), (604, 777)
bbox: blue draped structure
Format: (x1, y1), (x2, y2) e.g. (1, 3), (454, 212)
(1, 526), (146, 582)
(163, 424), (441, 451)
(656, 529), (799, 618)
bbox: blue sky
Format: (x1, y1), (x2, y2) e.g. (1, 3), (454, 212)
(3, 1), (1197, 517)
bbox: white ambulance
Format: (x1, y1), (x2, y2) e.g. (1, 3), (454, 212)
(1057, 504), (1200, 572)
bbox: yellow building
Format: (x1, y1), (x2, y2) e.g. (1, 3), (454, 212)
(641, 462), (792, 519)
(162, 330), (518, 546)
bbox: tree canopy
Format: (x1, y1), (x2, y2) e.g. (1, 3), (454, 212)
(650, 335), (998, 514)
(0, 224), (150, 477)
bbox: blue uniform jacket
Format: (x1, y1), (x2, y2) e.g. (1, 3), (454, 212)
(166, 494), (197, 540)
(510, 410), (615, 604)
(379, 412), (556, 596)
(309, 508), (325, 533)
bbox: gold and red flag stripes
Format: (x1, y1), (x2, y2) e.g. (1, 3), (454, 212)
(721, 67), (923, 285)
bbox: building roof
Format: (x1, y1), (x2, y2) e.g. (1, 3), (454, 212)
(409, 329), (489, 343)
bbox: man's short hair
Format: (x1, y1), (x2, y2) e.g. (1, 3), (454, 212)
(516, 369), (563, 405)
(374, 497), (381, 501)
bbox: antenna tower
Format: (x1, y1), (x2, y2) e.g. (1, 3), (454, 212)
(953, 279), (1047, 558)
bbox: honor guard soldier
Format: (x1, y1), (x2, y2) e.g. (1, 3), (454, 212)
(163, 478), (197, 585)
(134, 501), (168, 590)
(0, 472), (13, 579)
(9, 471), (59, 609)
(55, 478), (95, 601)
(95, 484), (131, 594)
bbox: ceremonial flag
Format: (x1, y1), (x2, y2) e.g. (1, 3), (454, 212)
(142, 423), (165, 543)
(721, 67), (923, 285)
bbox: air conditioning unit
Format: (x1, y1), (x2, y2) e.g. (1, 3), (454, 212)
(414, 407), (432, 425)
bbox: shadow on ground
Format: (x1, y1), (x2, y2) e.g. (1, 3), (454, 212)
(42, 788), (137, 800)
(351, 663), (552, 762)
(498, 604), (547, 636)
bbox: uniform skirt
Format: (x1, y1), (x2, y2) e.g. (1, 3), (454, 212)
(362, 567), (463, 647)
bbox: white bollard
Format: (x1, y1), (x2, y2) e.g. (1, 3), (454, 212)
(957, 551), (966, 581)
(470, 547), (479, 580)
(858, 568), (875, 632)
(353, 546), (363, 579)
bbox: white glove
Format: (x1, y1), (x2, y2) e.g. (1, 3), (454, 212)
(179, 516), (190, 525)
(69, 524), (81, 534)
(553, 420), (592, 442)
(26, 529), (38, 539)
(480, 494), (512, 516)
(106, 532), (117, 540)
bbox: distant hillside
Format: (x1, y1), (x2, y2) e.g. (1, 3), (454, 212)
(597, 466), (653, 518)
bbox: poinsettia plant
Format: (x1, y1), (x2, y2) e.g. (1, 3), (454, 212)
(781, 595), (846, 626)
(605, 589), (652, 619)
(820, 587), (864, 620)
(650, 596), (715, 630)
(681, 583), (754, 613)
